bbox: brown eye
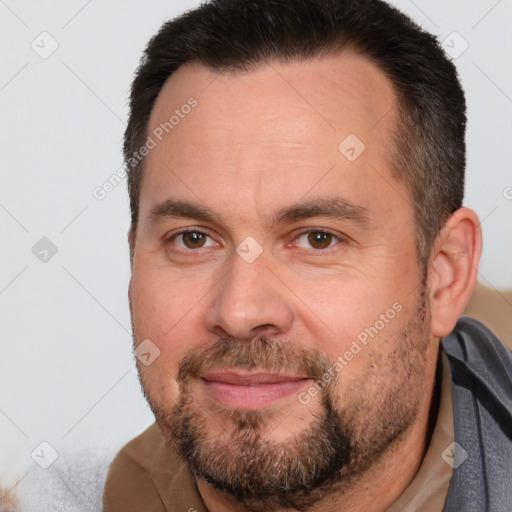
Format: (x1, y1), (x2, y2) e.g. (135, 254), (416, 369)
(292, 230), (342, 251)
(167, 229), (218, 252)
(307, 231), (334, 249)
(181, 231), (208, 249)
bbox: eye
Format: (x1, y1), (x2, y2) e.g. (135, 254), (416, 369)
(294, 229), (343, 250)
(168, 230), (218, 250)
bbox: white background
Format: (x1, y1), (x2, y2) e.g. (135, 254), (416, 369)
(1, 0), (511, 509)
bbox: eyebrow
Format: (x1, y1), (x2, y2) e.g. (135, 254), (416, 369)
(148, 196), (371, 229)
(149, 199), (224, 225)
(270, 196), (371, 227)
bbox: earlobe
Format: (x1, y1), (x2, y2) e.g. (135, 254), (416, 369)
(429, 207), (482, 338)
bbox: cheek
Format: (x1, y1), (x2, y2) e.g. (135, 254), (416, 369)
(298, 278), (410, 382)
(129, 267), (207, 382)
(131, 266), (196, 337)
(297, 277), (398, 339)
(130, 270), (197, 408)
(137, 361), (182, 413)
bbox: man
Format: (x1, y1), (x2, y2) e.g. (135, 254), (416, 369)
(103, 0), (512, 510)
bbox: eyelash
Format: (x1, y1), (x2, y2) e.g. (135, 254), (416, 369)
(165, 227), (346, 253)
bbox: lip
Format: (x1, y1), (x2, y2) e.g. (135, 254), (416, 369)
(200, 370), (310, 409)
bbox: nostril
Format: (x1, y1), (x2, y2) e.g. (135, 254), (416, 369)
(249, 323), (282, 338)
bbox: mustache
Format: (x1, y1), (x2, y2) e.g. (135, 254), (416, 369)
(177, 337), (335, 384)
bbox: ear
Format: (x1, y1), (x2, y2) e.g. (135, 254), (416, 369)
(428, 207), (482, 338)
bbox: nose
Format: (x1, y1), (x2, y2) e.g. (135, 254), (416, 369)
(204, 249), (294, 341)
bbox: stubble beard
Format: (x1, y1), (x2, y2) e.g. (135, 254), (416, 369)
(140, 290), (431, 512)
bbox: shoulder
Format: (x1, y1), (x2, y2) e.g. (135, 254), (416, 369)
(442, 316), (512, 403)
(441, 317), (512, 510)
(102, 423), (171, 512)
(463, 282), (512, 349)
(103, 423), (207, 512)
(442, 316), (512, 387)
(441, 315), (512, 435)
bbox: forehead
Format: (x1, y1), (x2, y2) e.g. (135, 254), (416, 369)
(148, 52), (396, 147)
(140, 52), (405, 228)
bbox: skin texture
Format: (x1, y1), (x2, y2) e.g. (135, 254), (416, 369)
(128, 53), (482, 512)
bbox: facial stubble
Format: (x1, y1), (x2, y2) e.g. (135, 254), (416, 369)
(139, 292), (431, 512)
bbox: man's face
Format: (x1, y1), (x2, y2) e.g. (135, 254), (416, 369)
(129, 54), (438, 509)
